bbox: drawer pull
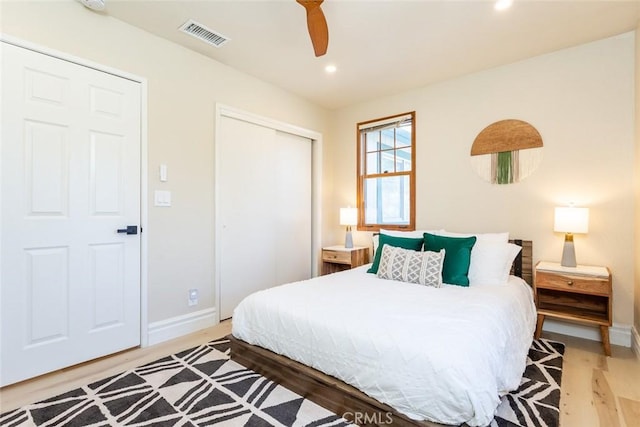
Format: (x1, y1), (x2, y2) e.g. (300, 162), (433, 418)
(567, 280), (574, 286)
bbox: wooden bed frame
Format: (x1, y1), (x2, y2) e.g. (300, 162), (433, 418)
(229, 240), (533, 427)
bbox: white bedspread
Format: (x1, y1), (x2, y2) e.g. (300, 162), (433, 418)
(232, 266), (536, 426)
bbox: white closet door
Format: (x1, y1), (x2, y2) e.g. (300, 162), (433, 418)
(1, 43), (141, 386)
(218, 117), (312, 320)
(274, 130), (312, 286)
(218, 117), (277, 320)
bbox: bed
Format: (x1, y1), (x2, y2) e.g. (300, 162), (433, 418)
(230, 239), (535, 426)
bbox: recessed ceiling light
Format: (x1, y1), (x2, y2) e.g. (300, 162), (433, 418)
(494, 0), (513, 11)
(325, 64), (337, 74)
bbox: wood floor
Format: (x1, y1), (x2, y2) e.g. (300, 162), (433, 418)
(1, 323), (638, 427)
(542, 331), (640, 427)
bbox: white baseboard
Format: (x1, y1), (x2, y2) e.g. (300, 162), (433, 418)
(632, 326), (640, 359)
(147, 307), (217, 346)
(542, 319), (632, 348)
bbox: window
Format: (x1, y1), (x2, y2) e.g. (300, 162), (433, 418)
(357, 112), (415, 231)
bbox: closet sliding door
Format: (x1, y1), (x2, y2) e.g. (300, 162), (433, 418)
(273, 130), (312, 286)
(218, 115), (312, 320)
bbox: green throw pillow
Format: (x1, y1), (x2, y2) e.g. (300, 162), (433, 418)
(423, 233), (477, 286)
(368, 234), (424, 274)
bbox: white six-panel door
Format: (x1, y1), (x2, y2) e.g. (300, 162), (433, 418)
(1, 42), (142, 386)
(218, 116), (312, 320)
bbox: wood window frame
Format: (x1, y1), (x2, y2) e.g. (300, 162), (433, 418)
(356, 111), (416, 232)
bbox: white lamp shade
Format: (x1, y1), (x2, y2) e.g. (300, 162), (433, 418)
(554, 207), (589, 234)
(339, 207), (358, 226)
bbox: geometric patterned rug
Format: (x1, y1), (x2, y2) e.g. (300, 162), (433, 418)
(0, 338), (564, 427)
(489, 338), (565, 427)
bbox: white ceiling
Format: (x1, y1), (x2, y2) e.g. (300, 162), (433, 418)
(105, 0), (640, 110)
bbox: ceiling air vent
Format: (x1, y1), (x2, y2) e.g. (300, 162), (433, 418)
(179, 19), (230, 48)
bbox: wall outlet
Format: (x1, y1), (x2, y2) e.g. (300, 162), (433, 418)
(188, 288), (198, 306)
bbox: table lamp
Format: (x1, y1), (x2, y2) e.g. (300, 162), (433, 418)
(554, 206), (589, 267)
(340, 207), (357, 248)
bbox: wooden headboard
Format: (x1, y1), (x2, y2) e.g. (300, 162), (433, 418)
(509, 239), (533, 286)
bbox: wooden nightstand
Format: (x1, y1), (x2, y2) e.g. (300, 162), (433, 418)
(321, 246), (369, 275)
(534, 261), (612, 356)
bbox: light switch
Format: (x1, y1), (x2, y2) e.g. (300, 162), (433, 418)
(154, 190), (171, 207)
(159, 164), (168, 182)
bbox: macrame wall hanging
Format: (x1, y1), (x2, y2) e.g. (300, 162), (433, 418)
(470, 119), (544, 184)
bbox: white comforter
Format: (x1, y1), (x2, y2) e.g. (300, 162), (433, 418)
(232, 266), (536, 426)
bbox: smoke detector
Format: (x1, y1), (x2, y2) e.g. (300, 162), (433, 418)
(80, 0), (106, 11)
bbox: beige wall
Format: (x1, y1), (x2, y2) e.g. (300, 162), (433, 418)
(0, 1), (331, 324)
(635, 24), (640, 336)
(329, 33), (636, 329)
(2, 1), (637, 341)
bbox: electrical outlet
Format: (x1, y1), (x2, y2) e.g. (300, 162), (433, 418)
(188, 288), (198, 306)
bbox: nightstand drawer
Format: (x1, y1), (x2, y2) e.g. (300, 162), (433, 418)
(534, 261), (612, 356)
(321, 246), (369, 275)
(536, 271), (609, 295)
(322, 250), (352, 264)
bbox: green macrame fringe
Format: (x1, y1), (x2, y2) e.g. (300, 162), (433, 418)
(496, 151), (513, 184)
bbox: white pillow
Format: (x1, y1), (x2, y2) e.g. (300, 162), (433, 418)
(373, 229), (445, 254)
(376, 245), (445, 288)
(468, 241), (522, 286)
(380, 228), (445, 239)
(437, 231), (511, 284)
(438, 230), (509, 243)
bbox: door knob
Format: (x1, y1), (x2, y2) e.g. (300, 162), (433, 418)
(117, 225), (138, 235)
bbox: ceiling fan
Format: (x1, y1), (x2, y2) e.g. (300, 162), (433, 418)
(296, 0), (329, 57)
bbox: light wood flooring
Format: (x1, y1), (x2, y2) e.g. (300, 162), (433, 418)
(1, 323), (638, 427)
(542, 331), (640, 427)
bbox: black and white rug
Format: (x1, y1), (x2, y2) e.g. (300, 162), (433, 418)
(0, 338), (564, 427)
(490, 338), (565, 427)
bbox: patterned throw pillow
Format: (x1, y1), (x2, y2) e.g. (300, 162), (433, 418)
(376, 245), (445, 287)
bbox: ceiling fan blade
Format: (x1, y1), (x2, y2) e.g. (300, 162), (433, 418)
(297, 0), (329, 57)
